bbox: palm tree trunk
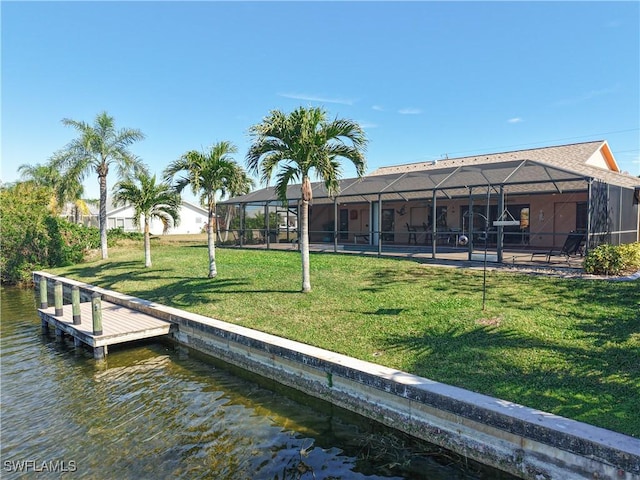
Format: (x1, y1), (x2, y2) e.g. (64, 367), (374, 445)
(207, 201), (217, 278)
(144, 219), (152, 267)
(300, 199), (311, 292)
(99, 173), (108, 259)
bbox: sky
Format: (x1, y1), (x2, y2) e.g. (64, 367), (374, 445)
(2, 1), (639, 203)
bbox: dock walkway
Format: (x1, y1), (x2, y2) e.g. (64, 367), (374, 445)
(39, 299), (174, 359)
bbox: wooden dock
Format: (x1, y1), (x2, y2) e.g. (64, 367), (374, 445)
(38, 300), (174, 359)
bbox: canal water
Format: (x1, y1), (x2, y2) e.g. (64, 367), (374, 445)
(1, 286), (516, 479)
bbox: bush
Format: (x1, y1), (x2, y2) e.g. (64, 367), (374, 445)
(107, 227), (144, 245)
(618, 242), (640, 272)
(584, 242), (640, 275)
(1, 183), (53, 284)
(46, 217), (100, 266)
(1, 182), (105, 285)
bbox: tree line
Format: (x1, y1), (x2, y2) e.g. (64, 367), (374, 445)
(1, 107), (368, 291)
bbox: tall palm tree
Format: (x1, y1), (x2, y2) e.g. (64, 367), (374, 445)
(246, 106), (367, 293)
(164, 141), (253, 278)
(113, 172), (180, 268)
(50, 111), (146, 259)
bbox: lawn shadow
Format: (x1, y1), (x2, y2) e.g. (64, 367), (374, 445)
(379, 323), (640, 436)
(60, 261), (152, 288)
(125, 277), (256, 308)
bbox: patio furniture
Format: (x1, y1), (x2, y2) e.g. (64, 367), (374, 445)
(531, 231), (585, 263)
(406, 223), (418, 245)
(354, 234), (369, 244)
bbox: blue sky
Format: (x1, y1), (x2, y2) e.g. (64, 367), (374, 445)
(2, 1), (639, 202)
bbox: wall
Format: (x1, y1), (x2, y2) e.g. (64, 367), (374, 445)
(106, 202), (207, 235)
(307, 193), (591, 248)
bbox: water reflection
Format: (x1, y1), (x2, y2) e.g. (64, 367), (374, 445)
(1, 286), (514, 479)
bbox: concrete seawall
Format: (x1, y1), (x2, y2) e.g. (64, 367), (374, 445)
(33, 272), (640, 480)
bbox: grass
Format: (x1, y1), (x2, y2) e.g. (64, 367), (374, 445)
(49, 236), (640, 437)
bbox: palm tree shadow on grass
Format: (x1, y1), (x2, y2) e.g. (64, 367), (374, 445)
(379, 324), (640, 436)
(61, 261), (143, 287)
(124, 277), (255, 309)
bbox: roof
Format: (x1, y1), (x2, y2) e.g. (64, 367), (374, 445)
(224, 140), (640, 206)
(106, 199), (208, 216)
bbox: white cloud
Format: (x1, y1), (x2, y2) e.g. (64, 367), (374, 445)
(371, 105), (384, 111)
(508, 117), (523, 124)
(398, 108), (422, 115)
(554, 84), (620, 106)
(277, 92), (355, 105)
(358, 121), (378, 129)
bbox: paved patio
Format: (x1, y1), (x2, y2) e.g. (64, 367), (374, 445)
(229, 241), (589, 277)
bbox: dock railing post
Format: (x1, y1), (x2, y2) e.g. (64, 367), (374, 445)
(72, 286), (81, 325)
(54, 281), (63, 317)
(39, 277), (48, 309)
(92, 292), (103, 336)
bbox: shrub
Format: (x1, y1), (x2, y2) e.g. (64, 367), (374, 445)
(618, 242), (640, 272)
(107, 227), (144, 245)
(1, 182), (105, 284)
(46, 217), (100, 266)
(584, 242), (640, 275)
(0, 183), (53, 284)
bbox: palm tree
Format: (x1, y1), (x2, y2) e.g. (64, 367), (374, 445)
(164, 141), (253, 278)
(112, 172), (181, 268)
(50, 111), (146, 259)
(17, 162), (88, 217)
(246, 106), (367, 292)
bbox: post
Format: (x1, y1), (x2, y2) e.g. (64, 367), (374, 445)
(54, 281), (63, 317)
(72, 286), (81, 325)
(39, 277), (48, 309)
(377, 194), (383, 257)
(431, 190), (437, 259)
(264, 203), (270, 249)
(94, 346), (107, 360)
(333, 198), (338, 253)
(91, 292), (103, 336)
(496, 186), (504, 263)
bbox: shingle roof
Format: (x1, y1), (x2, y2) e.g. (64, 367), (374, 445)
(224, 140), (640, 205)
(369, 140), (637, 188)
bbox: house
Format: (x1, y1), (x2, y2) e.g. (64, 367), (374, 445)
(106, 200), (208, 235)
(59, 200), (99, 228)
(221, 140), (639, 263)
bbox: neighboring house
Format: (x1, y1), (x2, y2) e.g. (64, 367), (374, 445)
(60, 201), (99, 228)
(222, 140), (640, 260)
(106, 200), (208, 235)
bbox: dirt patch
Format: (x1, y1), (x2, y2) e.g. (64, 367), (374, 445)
(476, 317), (502, 327)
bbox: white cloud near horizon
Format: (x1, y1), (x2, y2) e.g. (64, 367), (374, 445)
(508, 117), (523, 123)
(278, 92), (355, 106)
(398, 108), (422, 115)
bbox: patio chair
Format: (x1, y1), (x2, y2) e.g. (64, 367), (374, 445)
(531, 231), (585, 263)
(406, 223), (418, 245)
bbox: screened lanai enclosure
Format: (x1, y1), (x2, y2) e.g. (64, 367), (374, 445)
(218, 141), (639, 266)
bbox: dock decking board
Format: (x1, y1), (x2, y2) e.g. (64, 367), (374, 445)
(38, 300), (174, 351)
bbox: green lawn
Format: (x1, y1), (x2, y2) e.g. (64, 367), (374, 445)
(50, 237), (640, 437)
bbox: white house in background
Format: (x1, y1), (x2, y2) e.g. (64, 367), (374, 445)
(106, 200), (208, 235)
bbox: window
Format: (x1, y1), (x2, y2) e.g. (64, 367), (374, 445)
(576, 202), (588, 232)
